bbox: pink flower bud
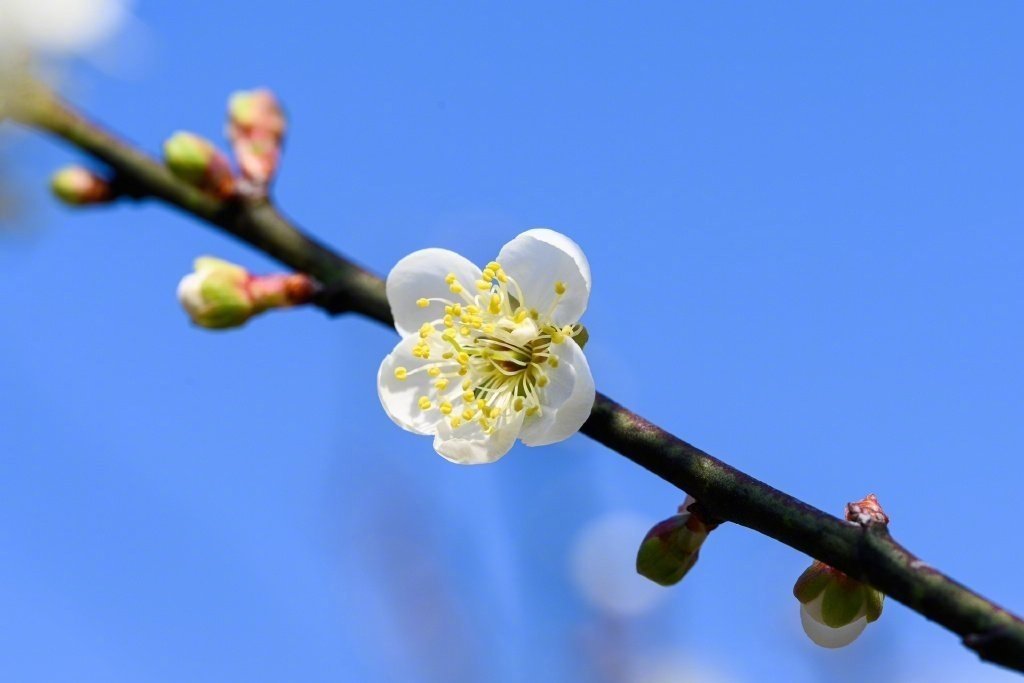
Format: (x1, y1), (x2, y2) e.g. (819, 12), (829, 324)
(50, 166), (113, 205)
(226, 88), (287, 190)
(163, 132), (236, 199)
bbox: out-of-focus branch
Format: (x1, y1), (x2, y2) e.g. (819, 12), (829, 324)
(7, 80), (1024, 674)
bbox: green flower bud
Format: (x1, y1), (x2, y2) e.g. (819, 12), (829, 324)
(177, 257), (315, 330)
(177, 257), (254, 329)
(50, 166), (113, 205)
(636, 497), (712, 586)
(795, 493), (889, 647)
(163, 132), (236, 198)
(794, 562), (885, 648)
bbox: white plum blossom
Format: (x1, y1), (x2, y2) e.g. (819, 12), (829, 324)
(378, 228), (596, 464)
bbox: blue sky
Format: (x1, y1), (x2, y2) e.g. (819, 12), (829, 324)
(3, 2), (1023, 681)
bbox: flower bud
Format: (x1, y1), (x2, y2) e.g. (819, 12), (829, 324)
(228, 89), (286, 139)
(177, 256), (315, 330)
(163, 132), (236, 198)
(50, 166), (113, 205)
(177, 257), (253, 329)
(226, 88), (286, 189)
(636, 497), (714, 586)
(794, 561), (884, 648)
(794, 494), (888, 648)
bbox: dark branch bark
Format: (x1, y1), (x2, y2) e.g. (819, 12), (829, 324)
(8, 81), (1024, 674)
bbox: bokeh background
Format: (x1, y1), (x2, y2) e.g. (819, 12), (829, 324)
(2, 2), (1023, 681)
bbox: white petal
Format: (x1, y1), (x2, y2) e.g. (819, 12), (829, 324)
(432, 410), (525, 465)
(520, 338), (596, 446)
(799, 595), (868, 649)
(386, 248), (482, 337)
(377, 335), (449, 435)
(176, 272), (204, 314)
(496, 229), (590, 326)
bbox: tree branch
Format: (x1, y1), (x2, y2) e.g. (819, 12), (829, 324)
(8, 80), (1024, 674)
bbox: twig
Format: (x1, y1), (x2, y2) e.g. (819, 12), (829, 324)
(7, 80), (1024, 674)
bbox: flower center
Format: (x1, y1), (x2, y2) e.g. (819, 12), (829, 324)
(395, 260), (579, 436)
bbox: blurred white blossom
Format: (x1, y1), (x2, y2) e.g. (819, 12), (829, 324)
(570, 512), (666, 617)
(0, 0), (129, 57)
(633, 654), (741, 683)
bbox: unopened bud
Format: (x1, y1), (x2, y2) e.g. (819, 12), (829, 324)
(228, 89), (286, 138)
(177, 256), (315, 330)
(636, 497), (714, 586)
(163, 132), (236, 198)
(226, 88), (286, 189)
(794, 561), (884, 648)
(50, 166), (113, 205)
(794, 494), (888, 648)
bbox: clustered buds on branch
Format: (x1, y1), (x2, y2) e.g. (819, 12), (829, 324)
(177, 256), (314, 329)
(43, 88), (303, 328)
(638, 493), (887, 651)
(158, 88), (286, 201)
(636, 496), (716, 586)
